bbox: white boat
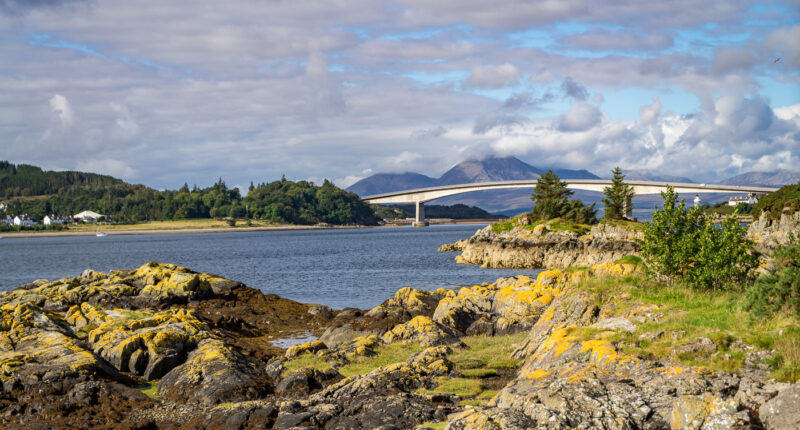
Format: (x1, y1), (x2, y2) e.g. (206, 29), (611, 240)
(96, 232), (107, 237)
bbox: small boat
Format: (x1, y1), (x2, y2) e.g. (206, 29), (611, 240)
(96, 232), (107, 237)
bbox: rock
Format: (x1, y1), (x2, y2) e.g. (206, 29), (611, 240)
(366, 286), (451, 321)
(276, 367), (331, 396)
(669, 394), (738, 429)
(672, 337), (718, 359)
(760, 381), (800, 429)
(451, 221), (641, 269)
(158, 338), (272, 404)
(285, 340), (327, 359)
(88, 308), (211, 380)
(438, 240), (466, 252)
(640, 330), (665, 342)
(326, 334), (382, 359)
(747, 210), (800, 254)
(382, 315), (463, 347)
(594, 317), (636, 332)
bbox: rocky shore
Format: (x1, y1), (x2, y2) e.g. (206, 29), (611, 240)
(747, 210), (800, 254)
(440, 218), (642, 269)
(1, 261), (797, 429)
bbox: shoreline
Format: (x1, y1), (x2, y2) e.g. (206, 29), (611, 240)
(0, 220), (493, 239)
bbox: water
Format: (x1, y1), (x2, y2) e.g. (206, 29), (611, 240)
(0, 224), (541, 309)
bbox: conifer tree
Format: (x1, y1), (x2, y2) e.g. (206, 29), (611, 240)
(602, 167), (635, 220)
(530, 170), (572, 221)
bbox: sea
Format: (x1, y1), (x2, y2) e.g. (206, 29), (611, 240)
(0, 224), (542, 309)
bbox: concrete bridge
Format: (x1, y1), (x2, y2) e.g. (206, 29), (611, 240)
(362, 180), (779, 226)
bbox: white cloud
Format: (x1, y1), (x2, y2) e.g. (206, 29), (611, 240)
(49, 94), (74, 127)
(466, 63), (519, 89)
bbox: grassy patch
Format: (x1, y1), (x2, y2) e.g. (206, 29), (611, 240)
(282, 354), (333, 376)
(575, 274), (800, 381)
(548, 219), (591, 235)
(281, 341), (425, 378)
(615, 255), (644, 268)
(137, 380), (159, 399)
(450, 334), (526, 370)
(217, 402), (235, 409)
(118, 310), (153, 320)
(418, 377), (484, 397)
(770, 326), (800, 382)
(416, 422), (447, 430)
(599, 219), (646, 232)
(460, 368), (497, 378)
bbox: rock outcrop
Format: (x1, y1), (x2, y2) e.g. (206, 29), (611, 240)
(444, 220), (642, 269)
(1, 260), (797, 429)
(747, 210), (800, 253)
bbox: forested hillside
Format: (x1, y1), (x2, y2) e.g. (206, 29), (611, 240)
(1, 162), (378, 226)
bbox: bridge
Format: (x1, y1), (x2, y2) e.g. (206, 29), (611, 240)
(362, 180), (779, 226)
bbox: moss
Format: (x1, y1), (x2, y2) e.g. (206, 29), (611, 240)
(460, 368), (497, 378)
(338, 341), (425, 377)
(138, 380), (159, 399)
(449, 334), (526, 370)
(417, 421), (447, 430)
(282, 356), (333, 377)
(417, 377), (483, 397)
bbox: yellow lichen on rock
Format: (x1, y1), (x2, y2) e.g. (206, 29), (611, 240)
(524, 368), (552, 380)
(382, 315), (461, 347)
(580, 339), (639, 367)
(533, 325), (578, 359)
(285, 340), (327, 359)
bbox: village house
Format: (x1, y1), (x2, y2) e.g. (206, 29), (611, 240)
(13, 215), (37, 226)
(43, 215), (67, 225)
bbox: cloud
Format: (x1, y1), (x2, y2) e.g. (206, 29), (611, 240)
(639, 96), (662, 125)
(466, 63), (520, 89)
(411, 125), (447, 139)
(75, 158), (136, 179)
(557, 104), (602, 132)
(49, 94), (74, 127)
(561, 76), (589, 101)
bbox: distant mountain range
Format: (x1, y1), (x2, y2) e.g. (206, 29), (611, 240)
(719, 170), (800, 187)
(347, 157), (799, 215)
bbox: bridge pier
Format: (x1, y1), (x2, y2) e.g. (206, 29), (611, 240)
(412, 201), (429, 227)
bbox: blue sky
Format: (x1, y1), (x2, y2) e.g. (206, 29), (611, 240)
(0, 0), (798, 189)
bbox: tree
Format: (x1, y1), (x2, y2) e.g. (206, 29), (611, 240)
(530, 170), (597, 224)
(640, 185), (757, 290)
(602, 167), (634, 220)
(530, 170), (572, 221)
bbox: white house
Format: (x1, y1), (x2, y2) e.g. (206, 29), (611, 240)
(43, 215), (64, 225)
(0, 202), (6, 212)
(73, 210), (105, 222)
(13, 215), (37, 226)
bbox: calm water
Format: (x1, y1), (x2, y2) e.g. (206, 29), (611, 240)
(0, 225), (541, 309)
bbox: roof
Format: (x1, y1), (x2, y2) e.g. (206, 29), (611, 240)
(74, 210), (104, 218)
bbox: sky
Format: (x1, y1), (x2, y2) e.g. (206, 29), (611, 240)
(1, 0), (798, 190)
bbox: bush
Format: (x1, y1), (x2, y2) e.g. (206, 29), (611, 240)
(226, 218), (236, 227)
(746, 237), (800, 317)
(640, 186), (757, 290)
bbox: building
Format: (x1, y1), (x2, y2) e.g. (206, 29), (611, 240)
(0, 202), (6, 212)
(1, 215), (12, 225)
(13, 215), (37, 226)
(728, 194), (759, 206)
(73, 210), (105, 222)
(43, 215), (66, 225)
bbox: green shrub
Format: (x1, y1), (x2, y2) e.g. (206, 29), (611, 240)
(640, 186), (757, 290)
(746, 238), (800, 317)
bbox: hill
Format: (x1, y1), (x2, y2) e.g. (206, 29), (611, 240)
(720, 170), (800, 186)
(347, 172), (435, 196)
(434, 156), (542, 185)
(0, 161), (125, 198)
(620, 169), (694, 183)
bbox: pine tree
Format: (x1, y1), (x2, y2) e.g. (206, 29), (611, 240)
(530, 170), (573, 221)
(602, 167), (635, 220)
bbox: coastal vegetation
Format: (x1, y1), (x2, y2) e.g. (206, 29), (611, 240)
(0, 161), (378, 226)
(529, 169), (597, 224)
(602, 166), (635, 220)
(753, 181), (800, 221)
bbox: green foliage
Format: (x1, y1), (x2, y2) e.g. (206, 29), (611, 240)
(602, 167), (635, 220)
(746, 237), (800, 318)
(753, 182), (800, 221)
(530, 170), (597, 224)
(245, 179), (378, 225)
(640, 186), (757, 290)
(4, 163), (378, 226)
(0, 161), (123, 198)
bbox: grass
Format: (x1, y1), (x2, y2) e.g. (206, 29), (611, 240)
(418, 377), (484, 397)
(489, 215), (594, 236)
(598, 218), (647, 232)
(576, 274), (800, 381)
(614, 255), (645, 268)
(137, 380), (159, 399)
(460, 368), (497, 378)
(416, 422), (447, 430)
(67, 218), (283, 232)
(281, 341), (425, 378)
(450, 334), (526, 370)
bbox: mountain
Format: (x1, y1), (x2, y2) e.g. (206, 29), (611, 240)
(719, 170), (800, 187)
(621, 169), (694, 183)
(552, 168), (601, 180)
(346, 172), (436, 196)
(434, 156), (542, 185)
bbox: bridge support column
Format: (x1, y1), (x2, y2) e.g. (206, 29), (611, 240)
(412, 201), (429, 227)
(623, 199), (634, 221)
